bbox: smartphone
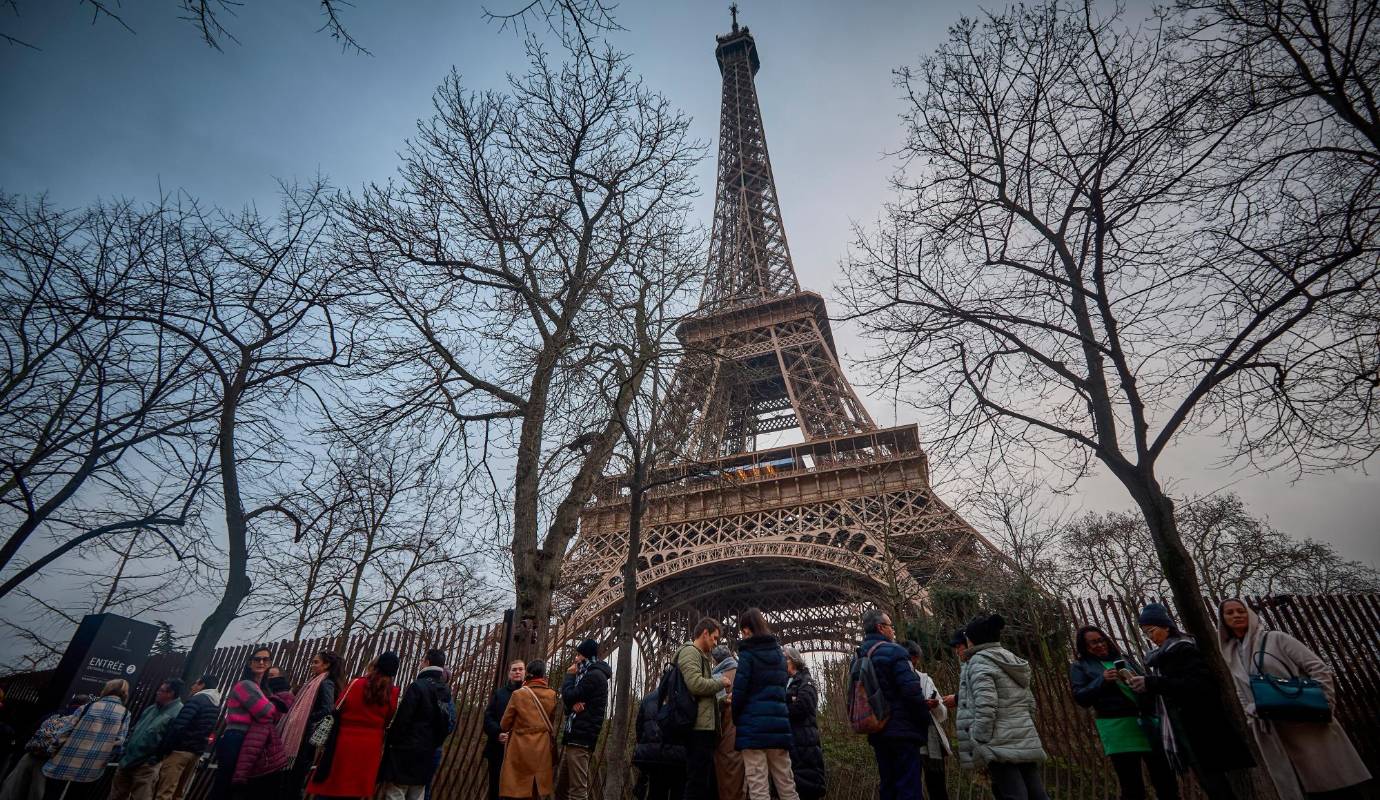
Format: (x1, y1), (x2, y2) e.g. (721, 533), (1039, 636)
(1114, 659), (1134, 682)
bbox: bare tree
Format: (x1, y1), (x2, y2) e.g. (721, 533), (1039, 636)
(334, 42), (703, 656)
(1174, 0), (1379, 161)
(966, 479), (1073, 596)
(0, 196), (217, 601)
(585, 221), (701, 800)
(1062, 493), (1380, 601)
(2, 1), (370, 53)
(248, 429), (497, 645)
(843, 2), (1377, 794)
(482, 0), (622, 52)
(85, 181), (346, 684)
(0, 528), (203, 671)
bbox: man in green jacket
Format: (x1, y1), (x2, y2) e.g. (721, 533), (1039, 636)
(109, 679), (183, 800)
(677, 617), (731, 800)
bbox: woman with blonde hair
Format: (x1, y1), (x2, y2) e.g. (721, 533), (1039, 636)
(42, 680), (130, 800)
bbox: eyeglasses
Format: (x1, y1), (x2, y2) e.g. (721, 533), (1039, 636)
(250, 656), (271, 663)
(1085, 637), (1108, 646)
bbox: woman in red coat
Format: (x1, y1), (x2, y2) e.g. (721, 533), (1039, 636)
(307, 652), (400, 800)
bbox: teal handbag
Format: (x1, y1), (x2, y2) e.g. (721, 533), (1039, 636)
(1250, 631), (1331, 723)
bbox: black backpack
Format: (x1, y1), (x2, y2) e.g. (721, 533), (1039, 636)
(654, 652), (699, 743)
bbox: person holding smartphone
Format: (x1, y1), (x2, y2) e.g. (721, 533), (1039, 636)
(1069, 626), (1177, 800)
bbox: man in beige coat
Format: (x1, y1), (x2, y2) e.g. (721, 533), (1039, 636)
(1218, 599), (1372, 800)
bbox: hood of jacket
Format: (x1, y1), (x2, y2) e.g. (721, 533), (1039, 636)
(1146, 633), (1196, 669)
(712, 656), (738, 677)
(584, 660), (612, 680)
(196, 688), (223, 705)
(967, 642), (1031, 688)
(1216, 602), (1266, 652)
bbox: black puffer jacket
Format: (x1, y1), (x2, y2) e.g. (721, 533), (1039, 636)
(380, 667), (453, 785)
(1069, 657), (1152, 719)
(561, 660), (611, 748)
(158, 690), (221, 756)
(632, 693), (686, 768)
(731, 635), (792, 750)
(786, 667), (826, 800)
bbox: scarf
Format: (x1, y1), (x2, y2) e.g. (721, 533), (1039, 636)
(1217, 604), (1269, 710)
(278, 672), (326, 762)
(563, 661), (590, 734)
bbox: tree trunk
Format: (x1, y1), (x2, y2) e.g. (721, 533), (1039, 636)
(602, 463), (646, 800)
(513, 566), (556, 661)
(1117, 465), (1280, 800)
(181, 383), (251, 685)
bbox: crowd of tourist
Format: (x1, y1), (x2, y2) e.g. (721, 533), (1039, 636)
(0, 596), (1372, 800)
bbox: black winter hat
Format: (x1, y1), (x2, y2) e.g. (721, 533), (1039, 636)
(1138, 603), (1175, 628)
(576, 639), (599, 660)
(947, 627), (968, 648)
(375, 651), (401, 678)
(964, 613), (1006, 645)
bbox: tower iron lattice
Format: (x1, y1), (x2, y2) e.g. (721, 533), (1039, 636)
(554, 13), (1013, 658)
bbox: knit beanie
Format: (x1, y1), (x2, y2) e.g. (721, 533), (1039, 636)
(947, 627), (968, 648)
(1138, 603), (1175, 628)
(576, 639), (599, 660)
(964, 613), (1006, 645)
(375, 651), (401, 678)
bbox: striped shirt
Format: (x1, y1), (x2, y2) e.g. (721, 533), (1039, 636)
(225, 680), (274, 731)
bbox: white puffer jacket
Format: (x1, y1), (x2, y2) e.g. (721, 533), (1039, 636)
(955, 642), (1047, 768)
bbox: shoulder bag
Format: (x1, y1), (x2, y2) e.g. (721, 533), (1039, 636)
(1250, 631), (1331, 723)
(309, 677), (356, 748)
(522, 686), (559, 769)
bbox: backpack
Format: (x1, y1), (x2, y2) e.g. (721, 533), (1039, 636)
(427, 683), (455, 748)
(24, 713), (73, 758)
(848, 641), (891, 734)
(654, 653), (699, 743)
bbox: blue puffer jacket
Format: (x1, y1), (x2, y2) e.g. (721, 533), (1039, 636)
(732, 635), (793, 750)
(857, 633), (931, 743)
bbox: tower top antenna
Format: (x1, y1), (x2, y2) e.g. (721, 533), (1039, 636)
(730, 3), (739, 32)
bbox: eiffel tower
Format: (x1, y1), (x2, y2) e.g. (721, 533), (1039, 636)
(555, 11), (1010, 659)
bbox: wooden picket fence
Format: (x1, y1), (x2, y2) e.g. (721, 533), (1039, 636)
(902, 592), (1380, 800)
(1, 613), (515, 800)
(2, 593), (1378, 800)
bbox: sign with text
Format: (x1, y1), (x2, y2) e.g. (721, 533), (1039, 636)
(42, 614), (159, 712)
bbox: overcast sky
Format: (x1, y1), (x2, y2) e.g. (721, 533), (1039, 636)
(2, 0), (1376, 647)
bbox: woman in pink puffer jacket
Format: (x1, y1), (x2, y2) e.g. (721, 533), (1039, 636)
(232, 676), (294, 790)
